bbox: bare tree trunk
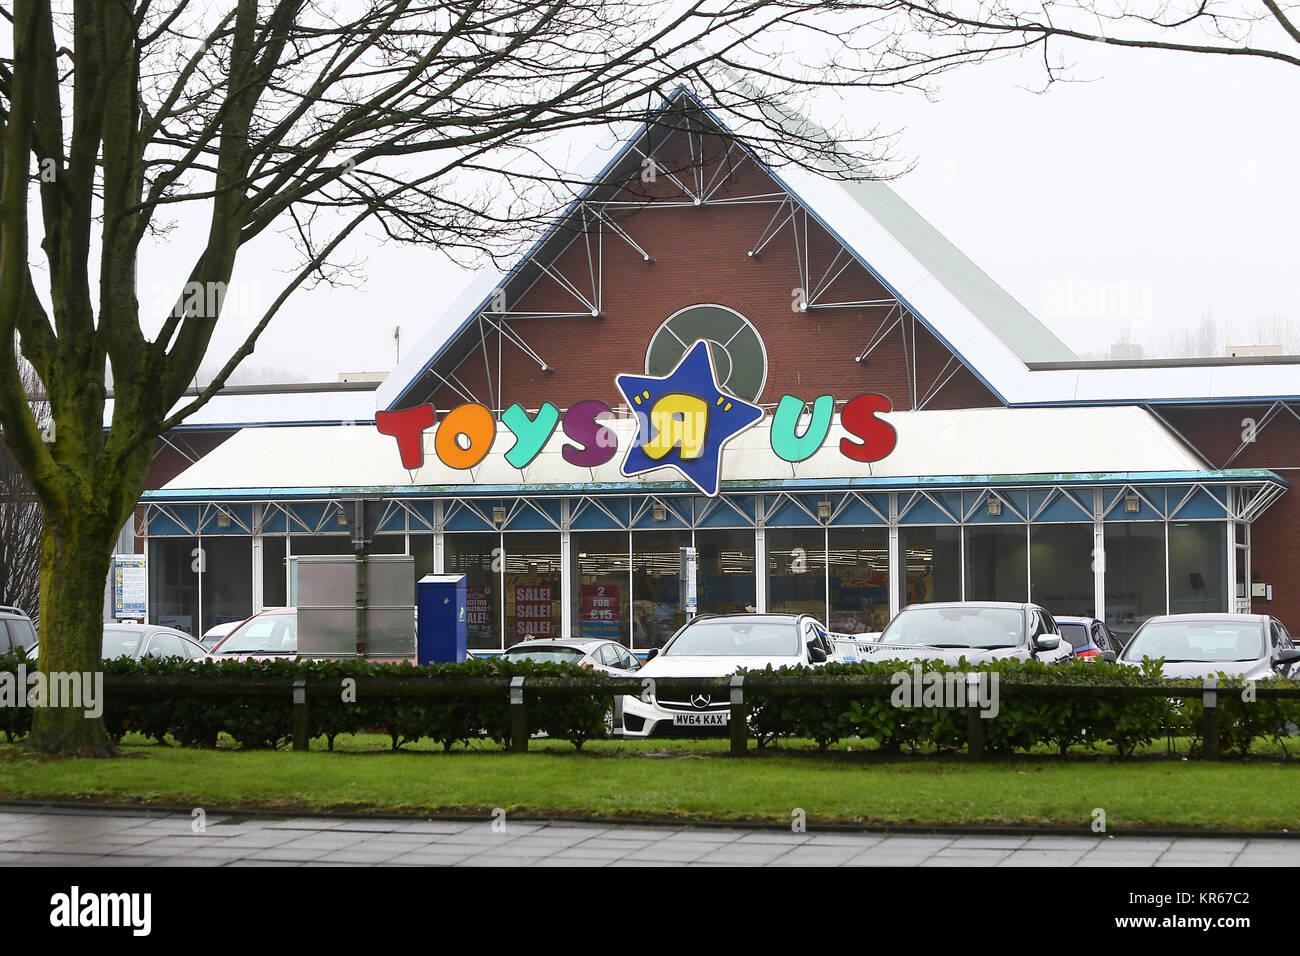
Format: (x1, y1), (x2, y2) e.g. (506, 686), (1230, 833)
(28, 516), (117, 755)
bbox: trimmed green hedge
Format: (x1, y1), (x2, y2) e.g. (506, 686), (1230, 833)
(0, 652), (614, 751)
(742, 658), (1300, 756)
(3, 651), (1296, 756)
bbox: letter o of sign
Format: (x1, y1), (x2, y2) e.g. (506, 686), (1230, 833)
(435, 403), (496, 469)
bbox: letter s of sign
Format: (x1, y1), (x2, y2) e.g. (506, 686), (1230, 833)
(561, 400), (618, 467)
(839, 394), (897, 463)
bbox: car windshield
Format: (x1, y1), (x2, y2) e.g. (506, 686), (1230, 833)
(216, 614), (297, 654)
(880, 607), (1024, 649)
(1057, 623), (1092, 650)
(665, 620), (800, 657)
(103, 629), (143, 659)
(502, 645), (585, 664)
(1122, 621), (1265, 663)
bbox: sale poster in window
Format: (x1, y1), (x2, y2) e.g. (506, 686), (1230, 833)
(514, 584), (554, 638)
(466, 585), (493, 640)
(580, 584), (622, 639)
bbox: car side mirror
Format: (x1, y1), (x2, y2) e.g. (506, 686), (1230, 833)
(1034, 635), (1060, 652)
(1101, 650), (1118, 663)
(808, 645), (828, 663)
(1274, 649), (1300, 667)
(645, 648), (659, 661)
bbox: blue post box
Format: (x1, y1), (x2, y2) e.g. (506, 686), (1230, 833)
(417, 573), (468, 664)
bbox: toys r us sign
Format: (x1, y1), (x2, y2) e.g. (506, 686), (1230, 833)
(376, 340), (896, 496)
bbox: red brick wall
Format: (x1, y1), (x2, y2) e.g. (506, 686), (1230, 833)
(147, 429), (237, 489)
(1160, 404), (1300, 631)
(418, 132), (1000, 414)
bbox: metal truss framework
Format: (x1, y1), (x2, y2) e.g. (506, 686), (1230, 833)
(412, 124), (967, 414)
(141, 478), (1280, 536)
(1222, 401), (1300, 468)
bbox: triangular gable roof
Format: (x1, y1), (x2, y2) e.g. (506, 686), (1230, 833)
(376, 86), (1074, 412)
(374, 87), (1300, 410)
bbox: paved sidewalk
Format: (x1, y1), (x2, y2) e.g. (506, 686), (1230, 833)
(0, 807), (1295, 866)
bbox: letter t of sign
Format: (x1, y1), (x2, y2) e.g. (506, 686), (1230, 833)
(376, 405), (436, 469)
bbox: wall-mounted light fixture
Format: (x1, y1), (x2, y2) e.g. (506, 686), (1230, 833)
(817, 501), (832, 521)
(492, 506), (506, 526)
(986, 497), (1002, 517)
(336, 510), (349, 526)
(652, 504), (667, 522)
(215, 513), (231, 528)
(1124, 492), (1141, 513)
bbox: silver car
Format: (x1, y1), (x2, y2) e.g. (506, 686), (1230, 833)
(1118, 613), (1300, 680)
(500, 637), (640, 674)
(28, 623), (210, 662)
(854, 602), (1072, 666)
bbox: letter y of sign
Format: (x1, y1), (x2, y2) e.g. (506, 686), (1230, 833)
(376, 405), (436, 469)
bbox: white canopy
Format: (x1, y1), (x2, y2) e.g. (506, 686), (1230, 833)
(159, 404), (1207, 495)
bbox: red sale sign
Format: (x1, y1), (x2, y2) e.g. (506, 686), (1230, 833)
(514, 585), (553, 637)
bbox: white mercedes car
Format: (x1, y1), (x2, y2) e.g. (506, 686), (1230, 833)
(620, 613), (831, 737)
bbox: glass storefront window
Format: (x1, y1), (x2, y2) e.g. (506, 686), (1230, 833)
(1170, 522), (1227, 615)
(369, 534), (406, 554)
(503, 533), (561, 645)
(1029, 524), (1094, 618)
(571, 532), (631, 644)
(828, 528), (889, 633)
(964, 525), (1028, 602)
(200, 537), (252, 635)
(148, 537), (199, 635)
(767, 529), (827, 621)
(632, 530), (691, 649)
(262, 536), (287, 608)
(445, 533), (502, 650)
(898, 526), (960, 608)
(1103, 523), (1166, 648)
(695, 529), (756, 617)
(288, 535), (355, 555)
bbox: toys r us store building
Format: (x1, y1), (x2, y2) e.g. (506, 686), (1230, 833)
(134, 89), (1299, 652)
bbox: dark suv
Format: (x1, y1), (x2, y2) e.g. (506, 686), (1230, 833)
(0, 606), (37, 656)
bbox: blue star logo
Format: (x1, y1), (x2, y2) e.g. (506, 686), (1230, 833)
(615, 339), (764, 496)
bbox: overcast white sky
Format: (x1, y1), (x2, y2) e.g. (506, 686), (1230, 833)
(167, 35), (1300, 384)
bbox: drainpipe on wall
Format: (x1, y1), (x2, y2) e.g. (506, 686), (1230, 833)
(351, 498), (371, 657)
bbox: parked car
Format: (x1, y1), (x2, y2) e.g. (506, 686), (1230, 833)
(27, 623), (209, 662)
(1053, 615), (1119, 662)
(209, 607), (298, 660)
(1117, 613), (1300, 680)
(0, 606), (37, 655)
(501, 637), (640, 674)
(504, 637), (641, 731)
(621, 613), (831, 738)
(854, 602), (1072, 666)
(200, 619), (245, 650)
(209, 606), (418, 662)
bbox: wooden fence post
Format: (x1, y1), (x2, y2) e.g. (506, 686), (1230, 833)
(292, 679), (309, 752)
(509, 676), (528, 753)
(966, 672), (985, 761)
(729, 675), (747, 756)
(1202, 676), (1220, 760)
